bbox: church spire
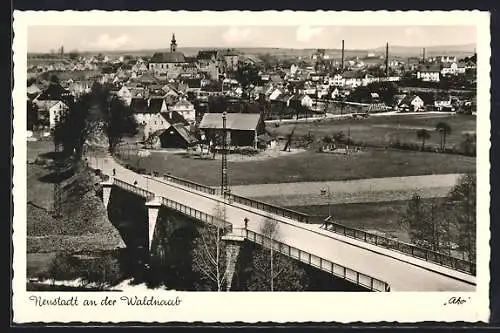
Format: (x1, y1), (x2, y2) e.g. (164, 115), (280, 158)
(170, 33), (177, 52)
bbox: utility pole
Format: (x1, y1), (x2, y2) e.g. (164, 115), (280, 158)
(52, 140), (62, 218)
(221, 111), (229, 199)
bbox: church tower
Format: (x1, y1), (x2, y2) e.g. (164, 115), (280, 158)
(170, 33), (177, 53)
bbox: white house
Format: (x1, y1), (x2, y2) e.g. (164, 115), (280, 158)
(398, 95), (425, 112)
(434, 96), (454, 110)
(328, 74), (345, 87)
(441, 62), (459, 76)
(34, 100), (69, 129)
(268, 88), (283, 101)
(170, 98), (196, 124)
(417, 65), (441, 82)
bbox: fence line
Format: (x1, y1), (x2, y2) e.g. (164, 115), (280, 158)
(322, 221), (476, 276)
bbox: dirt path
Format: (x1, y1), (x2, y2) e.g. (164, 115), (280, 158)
(229, 174), (463, 205)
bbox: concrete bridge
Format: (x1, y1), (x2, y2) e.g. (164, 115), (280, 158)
(90, 155), (476, 292)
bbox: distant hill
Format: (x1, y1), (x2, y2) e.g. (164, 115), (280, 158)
(28, 43), (476, 60)
(373, 43), (476, 57)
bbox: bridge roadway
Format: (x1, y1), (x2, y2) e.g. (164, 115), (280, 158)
(91, 156), (476, 292)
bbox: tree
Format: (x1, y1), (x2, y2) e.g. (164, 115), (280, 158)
(91, 83), (138, 153)
(68, 51), (80, 60)
(49, 74), (60, 84)
(333, 131), (346, 144)
(322, 135), (333, 149)
(247, 217), (309, 291)
(435, 122), (452, 151)
(191, 203), (229, 291)
(448, 174), (476, 262)
(416, 128), (431, 151)
(461, 133), (476, 156)
(400, 193), (430, 248)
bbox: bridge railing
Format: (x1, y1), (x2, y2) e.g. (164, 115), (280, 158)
(323, 221), (476, 276)
(159, 196), (232, 231)
(113, 178), (154, 200)
(112, 177), (232, 231)
(226, 193), (311, 224)
(156, 174), (311, 224)
(245, 229), (390, 292)
(162, 174), (217, 195)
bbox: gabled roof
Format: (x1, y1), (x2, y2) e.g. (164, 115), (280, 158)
(185, 78), (201, 88)
(199, 113), (261, 131)
(173, 99), (194, 108)
(147, 98), (165, 113)
(399, 94), (422, 106)
(137, 72), (158, 84)
(171, 123), (198, 144)
(150, 51), (186, 63)
(161, 110), (189, 126)
(342, 71), (364, 79)
(34, 100), (67, 110)
(130, 98), (149, 113)
(418, 64), (441, 73)
(197, 50), (218, 60)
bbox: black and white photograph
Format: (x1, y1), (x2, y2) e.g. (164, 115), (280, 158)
(12, 10), (490, 323)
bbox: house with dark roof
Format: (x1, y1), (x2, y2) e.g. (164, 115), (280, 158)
(149, 123), (198, 149)
(417, 64), (441, 82)
(398, 95), (424, 112)
(35, 83), (74, 106)
(132, 95), (189, 139)
(199, 113), (265, 148)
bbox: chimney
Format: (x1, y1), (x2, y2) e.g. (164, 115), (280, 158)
(385, 42), (389, 77)
(422, 48), (426, 62)
(341, 40), (345, 72)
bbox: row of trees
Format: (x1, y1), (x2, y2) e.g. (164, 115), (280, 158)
(416, 122), (475, 156)
(401, 174), (476, 262)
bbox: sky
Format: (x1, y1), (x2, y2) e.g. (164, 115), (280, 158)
(27, 25), (476, 53)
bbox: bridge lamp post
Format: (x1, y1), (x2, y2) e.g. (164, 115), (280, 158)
(320, 185), (332, 220)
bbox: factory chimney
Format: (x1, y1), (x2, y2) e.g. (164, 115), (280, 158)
(422, 48), (426, 63)
(341, 40), (345, 72)
(385, 42), (389, 77)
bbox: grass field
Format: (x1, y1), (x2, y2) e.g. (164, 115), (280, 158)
(268, 113), (476, 151)
(286, 199), (444, 243)
(119, 147), (475, 186)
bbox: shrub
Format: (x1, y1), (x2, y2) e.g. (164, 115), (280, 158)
(234, 146), (259, 156)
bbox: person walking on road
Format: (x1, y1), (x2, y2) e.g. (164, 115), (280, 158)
(113, 168), (116, 177)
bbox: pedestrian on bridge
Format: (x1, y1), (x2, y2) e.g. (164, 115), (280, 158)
(113, 168), (116, 177)
(244, 217), (249, 230)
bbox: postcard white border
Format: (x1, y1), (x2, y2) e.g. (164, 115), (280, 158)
(13, 10), (491, 323)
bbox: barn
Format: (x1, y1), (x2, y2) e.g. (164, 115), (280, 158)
(198, 113), (265, 149)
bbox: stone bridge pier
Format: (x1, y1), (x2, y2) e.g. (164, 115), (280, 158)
(222, 228), (246, 291)
(145, 196), (162, 253)
(100, 177), (114, 209)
